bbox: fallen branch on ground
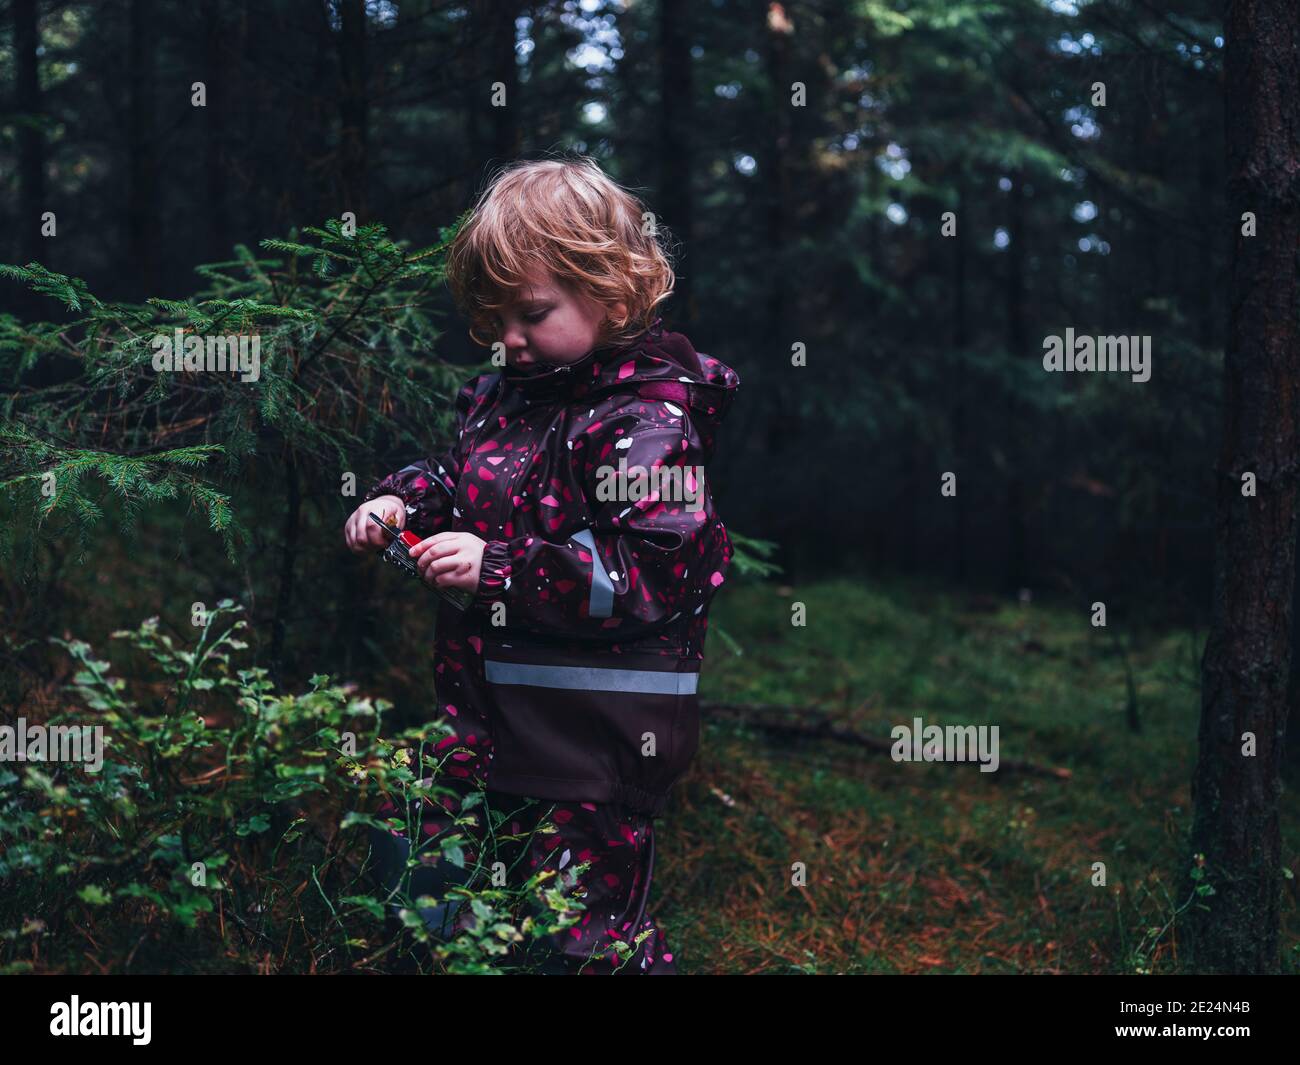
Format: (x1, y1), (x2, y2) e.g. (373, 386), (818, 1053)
(700, 701), (1073, 780)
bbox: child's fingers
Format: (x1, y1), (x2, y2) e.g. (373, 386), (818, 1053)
(345, 513), (372, 554)
(434, 561), (475, 587)
(419, 551), (467, 580)
(418, 552), (461, 578)
(345, 504), (399, 553)
(370, 495), (405, 527)
(415, 544), (442, 573)
(407, 534), (458, 560)
(426, 563), (472, 589)
(354, 515), (387, 552)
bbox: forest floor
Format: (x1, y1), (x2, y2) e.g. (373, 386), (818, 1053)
(658, 573), (1300, 975)
(10, 562), (1298, 974)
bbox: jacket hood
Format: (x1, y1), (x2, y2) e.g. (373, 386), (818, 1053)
(500, 319), (740, 451)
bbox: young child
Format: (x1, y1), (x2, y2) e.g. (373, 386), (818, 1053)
(343, 156), (739, 974)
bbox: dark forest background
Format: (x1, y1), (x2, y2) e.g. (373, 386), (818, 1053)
(2, 0), (1229, 610)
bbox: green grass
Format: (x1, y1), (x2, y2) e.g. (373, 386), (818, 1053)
(652, 573), (1300, 974)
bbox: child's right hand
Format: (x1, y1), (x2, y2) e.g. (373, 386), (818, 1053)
(345, 494), (406, 554)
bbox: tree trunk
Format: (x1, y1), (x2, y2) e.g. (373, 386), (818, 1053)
(952, 175), (969, 582)
(759, 10), (793, 565)
(270, 454), (302, 685)
(238, 0), (259, 242)
(480, 0), (519, 164)
(658, 0), (693, 323)
(1184, 0), (1300, 974)
(15, 0), (45, 269)
(201, 0), (229, 264)
(1003, 169), (1029, 592)
(14, 0), (46, 325)
(127, 0), (160, 296)
(337, 0), (370, 219)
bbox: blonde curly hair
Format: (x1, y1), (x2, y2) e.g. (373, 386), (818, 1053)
(445, 156), (675, 349)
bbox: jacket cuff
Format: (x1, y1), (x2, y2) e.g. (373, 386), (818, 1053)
(361, 479), (414, 507)
(475, 539), (514, 603)
(362, 476), (430, 527)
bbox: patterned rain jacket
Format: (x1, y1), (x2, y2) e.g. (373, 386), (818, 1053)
(362, 321), (740, 815)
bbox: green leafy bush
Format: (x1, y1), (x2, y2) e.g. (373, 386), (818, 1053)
(0, 601), (598, 974)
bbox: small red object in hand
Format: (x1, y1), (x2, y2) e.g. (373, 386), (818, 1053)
(367, 512), (473, 611)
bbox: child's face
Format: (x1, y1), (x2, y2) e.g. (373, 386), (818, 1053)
(492, 269), (624, 373)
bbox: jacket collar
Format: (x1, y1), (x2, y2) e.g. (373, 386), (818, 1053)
(499, 320), (664, 400)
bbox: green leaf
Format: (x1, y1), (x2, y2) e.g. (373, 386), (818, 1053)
(77, 885), (112, 906)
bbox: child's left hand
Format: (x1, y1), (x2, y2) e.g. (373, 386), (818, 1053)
(407, 531), (487, 594)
